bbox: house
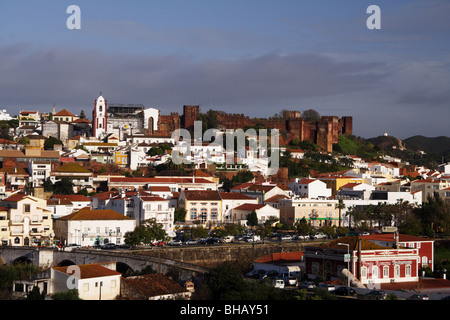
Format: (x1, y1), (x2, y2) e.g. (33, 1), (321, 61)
(411, 179), (450, 202)
(52, 109), (79, 123)
(318, 174), (365, 196)
(304, 235), (429, 286)
(0, 193), (54, 246)
(53, 208), (136, 247)
(108, 176), (218, 192)
(120, 273), (192, 300)
(231, 182), (290, 204)
(219, 192), (259, 224)
(231, 203), (279, 226)
(52, 262), (121, 300)
(46, 199), (75, 219)
(360, 233), (435, 271)
(26, 134), (47, 149)
(132, 192), (175, 237)
(279, 197), (339, 227)
(71, 118), (92, 138)
(27, 161), (52, 187)
(50, 162), (94, 193)
(50, 194), (91, 211)
(19, 110), (40, 127)
(178, 190), (222, 227)
(288, 178), (332, 199)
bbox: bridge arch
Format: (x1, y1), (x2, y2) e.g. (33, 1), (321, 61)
(13, 256), (33, 265)
(56, 259), (76, 267)
(116, 262), (134, 276)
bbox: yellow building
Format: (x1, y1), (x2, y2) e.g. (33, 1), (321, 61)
(318, 174), (364, 196)
(114, 148), (129, 168)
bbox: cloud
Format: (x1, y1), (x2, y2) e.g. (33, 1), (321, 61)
(0, 43), (387, 116)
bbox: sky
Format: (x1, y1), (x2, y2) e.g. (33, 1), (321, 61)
(0, 0), (449, 139)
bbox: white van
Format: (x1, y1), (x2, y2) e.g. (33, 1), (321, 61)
(222, 235), (235, 243)
(272, 279), (285, 289)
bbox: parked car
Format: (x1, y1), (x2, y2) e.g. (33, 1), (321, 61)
(334, 286), (356, 296)
(365, 289), (388, 300)
(168, 239), (183, 246)
(408, 293), (429, 300)
(318, 283), (336, 292)
(313, 232), (327, 239)
(298, 281), (316, 290)
(222, 235), (235, 243)
(245, 269), (266, 279)
(152, 240), (166, 247)
(280, 235), (292, 241)
(185, 239), (199, 245)
(100, 243), (117, 250)
(63, 243), (81, 251)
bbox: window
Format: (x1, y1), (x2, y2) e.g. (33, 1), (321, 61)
(190, 208), (197, 220)
(24, 204), (31, 213)
(422, 256), (428, 267)
(211, 208), (218, 220)
(405, 264), (411, 277)
(372, 266), (378, 279)
(361, 266), (367, 280)
(383, 266), (389, 278)
(394, 265), (400, 278)
(201, 208), (207, 223)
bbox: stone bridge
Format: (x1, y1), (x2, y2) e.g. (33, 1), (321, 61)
(0, 242), (309, 281)
(0, 246), (209, 282)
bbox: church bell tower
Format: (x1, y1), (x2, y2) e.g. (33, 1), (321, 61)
(93, 92), (108, 139)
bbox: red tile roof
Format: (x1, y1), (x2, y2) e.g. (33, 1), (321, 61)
(233, 203), (265, 211)
(53, 109), (76, 117)
(52, 194), (91, 202)
(121, 273), (189, 297)
(53, 263), (121, 279)
(219, 192), (254, 200)
(182, 190), (221, 201)
(57, 208), (134, 221)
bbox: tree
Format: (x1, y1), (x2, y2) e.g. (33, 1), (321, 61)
(27, 286), (45, 300)
(174, 208), (186, 222)
(51, 289), (81, 300)
(302, 109), (321, 123)
(124, 218), (168, 246)
(53, 178), (74, 195)
(246, 211), (258, 227)
(335, 199), (345, 228)
(44, 136), (63, 150)
(79, 110), (86, 119)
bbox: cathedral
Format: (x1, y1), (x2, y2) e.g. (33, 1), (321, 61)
(92, 93), (160, 140)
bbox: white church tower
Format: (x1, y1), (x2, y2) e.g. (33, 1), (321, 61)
(93, 92), (108, 140)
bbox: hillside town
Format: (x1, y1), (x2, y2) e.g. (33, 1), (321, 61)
(1, 93), (450, 302)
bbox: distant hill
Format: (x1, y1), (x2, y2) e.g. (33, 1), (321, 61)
(402, 135), (450, 155)
(366, 135), (405, 152)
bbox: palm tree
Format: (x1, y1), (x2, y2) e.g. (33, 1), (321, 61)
(335, 199), (346, 228)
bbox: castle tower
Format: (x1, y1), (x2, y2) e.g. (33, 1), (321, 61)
(93, 92), (108, 139)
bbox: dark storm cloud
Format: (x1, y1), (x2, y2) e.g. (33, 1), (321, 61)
(0, 43), (388, 117)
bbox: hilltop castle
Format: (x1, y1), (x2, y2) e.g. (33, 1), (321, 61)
(92, 93), (352, 151)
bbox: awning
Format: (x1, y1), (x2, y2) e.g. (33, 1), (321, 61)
(287, 266), (301, 272)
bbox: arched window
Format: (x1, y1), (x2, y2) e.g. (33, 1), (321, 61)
(361, 266), (367, 280)
(405, 264), (412, 278)
(372, 266), (378, 279)
(394, 265), (400, 278)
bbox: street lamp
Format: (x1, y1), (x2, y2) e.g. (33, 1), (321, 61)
(338, 242), (350, 287)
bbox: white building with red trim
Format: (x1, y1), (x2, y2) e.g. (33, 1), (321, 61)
(304, 233), (434, 286)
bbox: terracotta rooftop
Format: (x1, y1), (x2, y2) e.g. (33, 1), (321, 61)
(182, 190), (221, 201)
(233, 203), (265, 211)
(56, 162), (91, 173)
(255, 251), (304, 263)
(53, 263), (121, 279)
(219, 192), (254, 200)
(57, 208), (134, 221)
(122, 273), (189, 298)
(53, 109), (76, 117)
(51, 194), (91, 202)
